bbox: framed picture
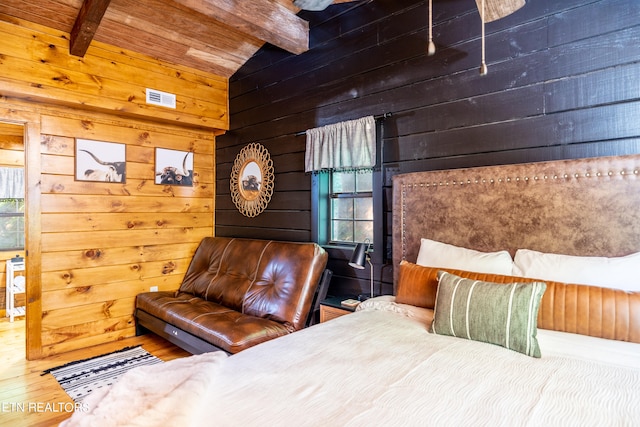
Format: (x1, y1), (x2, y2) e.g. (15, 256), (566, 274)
(155, 148), (194, 186)
(75, 139), (126, 183)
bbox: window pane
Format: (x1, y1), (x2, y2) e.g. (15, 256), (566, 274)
(354, 220), (373, 243)
(331, 219), (353, 243)
(356, 171), (373, 192)
(0, 217), (24, 249)
(0, 199), (16, 213)
(331, 198), (353, 220)
(326, 170), (373, 245)
(2, 199), (24, 213)
(0, 198), (25, 250)
(354, 197), (372, 220)
(332, 171), (355, 193)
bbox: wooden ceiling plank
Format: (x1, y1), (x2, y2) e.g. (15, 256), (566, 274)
(0, 0), (79, 32)
(70, 0), (112, 57)
(108, 0), (263, 63)
(94, 23), (237, 77)
(171, 0), (309, 55)
(278, 0), (301, 13)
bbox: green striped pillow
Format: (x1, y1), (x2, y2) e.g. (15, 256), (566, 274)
(431, 271), (547, 357)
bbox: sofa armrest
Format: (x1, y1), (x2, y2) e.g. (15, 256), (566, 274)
(305, 269), (332, 327)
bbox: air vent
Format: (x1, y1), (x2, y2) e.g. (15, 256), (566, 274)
(145, 88), (176, 109)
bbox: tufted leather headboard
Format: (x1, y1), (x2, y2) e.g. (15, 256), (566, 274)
(391, 154), (640, 342)
(392, 154), (640, 274)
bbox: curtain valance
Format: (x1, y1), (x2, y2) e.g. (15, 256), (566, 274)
(0, 167), (24, 198)
(304, 115), (376, 173)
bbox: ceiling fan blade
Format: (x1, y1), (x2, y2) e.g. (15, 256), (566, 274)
(475, 0), (526, 22)
(293, 0), (334, 11)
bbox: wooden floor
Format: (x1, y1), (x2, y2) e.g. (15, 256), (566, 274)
(0, 316), (190, 427)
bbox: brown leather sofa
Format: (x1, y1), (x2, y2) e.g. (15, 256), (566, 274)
(135, 237), (329, 354)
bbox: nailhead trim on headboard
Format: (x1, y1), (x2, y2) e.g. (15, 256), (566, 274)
(393, 154), (640, 282)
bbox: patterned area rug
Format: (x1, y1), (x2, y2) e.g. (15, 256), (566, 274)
(42, 345), (163, 402)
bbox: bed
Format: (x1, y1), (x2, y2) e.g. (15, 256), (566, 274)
(62, 154), (640, 427)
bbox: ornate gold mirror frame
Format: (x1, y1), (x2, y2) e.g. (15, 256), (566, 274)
(230, 143), (274, 217)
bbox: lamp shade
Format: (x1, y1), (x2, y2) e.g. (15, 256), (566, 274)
(475, 0), (525, 22)
(348, 243), (368, 269)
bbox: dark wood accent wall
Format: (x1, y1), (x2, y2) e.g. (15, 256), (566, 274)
(216, 0), (640, 297)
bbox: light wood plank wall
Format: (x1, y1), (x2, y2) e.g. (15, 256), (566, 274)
(0, 13), (228, 130)
(38, 114), (215, 357)
(0, 16), (227, 358)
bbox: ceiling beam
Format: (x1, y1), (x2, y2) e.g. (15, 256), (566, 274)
(70, 0), (112, 57)
(171, 0), (309, 55)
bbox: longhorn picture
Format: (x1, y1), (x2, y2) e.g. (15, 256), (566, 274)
(75, 139), (126, 183)
(155, 148), (194, 187)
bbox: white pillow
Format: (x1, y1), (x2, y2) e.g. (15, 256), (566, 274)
(513, 249), (640, 292)
(415, 238), (513, 275)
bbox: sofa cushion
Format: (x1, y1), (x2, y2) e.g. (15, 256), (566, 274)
(179, 237), (328, 331)
(135, 237), (329, 354)
(136, 291), (291, 353)
(179, 237), (262, 311)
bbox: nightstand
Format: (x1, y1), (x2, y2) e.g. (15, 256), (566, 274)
(319, 296), (358, 323)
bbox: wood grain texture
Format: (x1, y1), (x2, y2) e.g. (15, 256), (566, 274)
(0, 15), (229, 130)
(171, 0), (309, 54)
(0, 88), (215, 358)
(217, 0), (640, 298)
(33, 112), (215, 356)
(69, 0), (111, 56)
(0, 0), (312, 77)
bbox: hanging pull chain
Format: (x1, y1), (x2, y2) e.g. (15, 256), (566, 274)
(427, 0), (436, 56)
(479, 0), (488, 75)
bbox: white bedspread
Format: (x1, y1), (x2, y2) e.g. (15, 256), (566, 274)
(63, 298), (640, 427)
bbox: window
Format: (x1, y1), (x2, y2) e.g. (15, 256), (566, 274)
(305, 115), (379, 248)
(329, 170), (373, 244)
(0, 198), (25, 250)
